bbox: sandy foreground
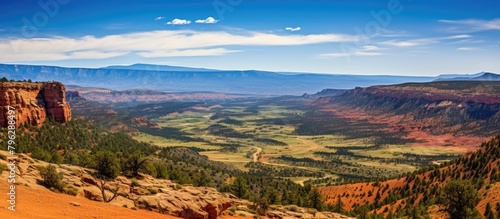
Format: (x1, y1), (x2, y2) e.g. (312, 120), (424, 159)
(0, 176), (178, 219)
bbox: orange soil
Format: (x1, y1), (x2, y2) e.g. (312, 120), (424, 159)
(477, 182), (500, 214)
(319, 178), (406, 210)
(0, 178), (178, 219)
(320, 104), (488, 151)
(320, 161), (500, 216)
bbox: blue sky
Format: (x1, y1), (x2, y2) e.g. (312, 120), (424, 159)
(0, 0), (499, 75)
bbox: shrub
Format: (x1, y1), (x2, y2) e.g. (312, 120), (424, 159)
(288, 205), (298, 212)
(0, 163), (7, 175)
(307, 208), (317, 215)
(130, 179), (140, 187)
(63, 185), (78, 196)
(0, 153), (7, 160)
(94, 151), (120, 179)
(148, 188), (158, 195)
(40, 164), (64, 191)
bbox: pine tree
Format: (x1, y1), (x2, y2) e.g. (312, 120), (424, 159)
(441, 180), (480, 219)
(411, 206), (419, 219)
(334, 195), (344, 213)
(386, 209), (394, 219)
(193, 171), (212, 187)
(486, 202), (496, 219)
(265, 188), (281, 204)
(94, 150), (121, 179)
(123, 151), (147, 177)
(230, 176), (249, 199)
(307, 187), (324, 211)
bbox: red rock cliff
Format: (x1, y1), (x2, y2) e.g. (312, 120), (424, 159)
(0, 82), (71, 127)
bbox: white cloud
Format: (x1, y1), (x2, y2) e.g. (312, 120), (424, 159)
(319, 52), (382, 59)
(354, 51), (383, 56)
(457, 47), (479, 51)
(195, 17), (219, 24)
(155, 17), (165, 21)
(362, 45), (380, 51)
(380, 40), (421, 47)
(441, 34), (472, 40)
(166, 18), (191, 25)
(380, 35), (472, 47)
(319, 44), (383, 59)
(0, 30), (359, 61)
(285, 27), (301, 32)
(138, 48), (238, 57)
(439, 18), (500, 32)
(319, 53), (349, 58)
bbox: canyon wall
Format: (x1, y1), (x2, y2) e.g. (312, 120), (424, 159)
(0, 82), (71, 127)
(323, 82), (500, 136)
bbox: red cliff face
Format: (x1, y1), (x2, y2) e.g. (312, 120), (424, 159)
(0, 82), (71, 127)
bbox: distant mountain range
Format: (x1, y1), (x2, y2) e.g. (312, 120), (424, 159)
(102, 63), (219, 72)
(0, 63), (497, 95)
(435, 72), (500, 81)
(436, 72), (488, 79)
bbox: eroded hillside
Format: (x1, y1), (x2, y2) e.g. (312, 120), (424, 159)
(320, 135), (500, 218)
(313, 81), (500, 148)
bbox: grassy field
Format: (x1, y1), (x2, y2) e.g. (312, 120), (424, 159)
(132, 102), (465, 184)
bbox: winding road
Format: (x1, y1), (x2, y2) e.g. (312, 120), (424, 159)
(252, 147), (262, 162)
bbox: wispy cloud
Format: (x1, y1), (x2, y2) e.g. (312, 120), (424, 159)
(457, 47), (479, 51)
(166, 18), (191, 25)
(448, 38), (484, 44)
(138, 48), (238, 57)
(380, 35), (472, 47)
(319, 44), (383, 59)
(380, 40), (424, 47)
(319, 51), (383, 58)
(195, 17), (219, 24)
(155, 17), (165, 21)
(285, 27), (301, 32)
(0, 30), (359, 61)
(362, 45), (381, 51)
(439, 18), (500, 32)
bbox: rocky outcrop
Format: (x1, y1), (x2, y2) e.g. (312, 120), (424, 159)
(0, 81), (71, 127)
(0, 149), (355, 219)
(136, 187), (234, 219)
(0, 149), (236, 219)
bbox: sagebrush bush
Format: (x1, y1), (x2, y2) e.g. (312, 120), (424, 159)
(40, 164), (64, 191)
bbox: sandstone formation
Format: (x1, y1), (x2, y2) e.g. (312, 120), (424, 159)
(0, 81), (71, 127)
(0, 150), (236, 219)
